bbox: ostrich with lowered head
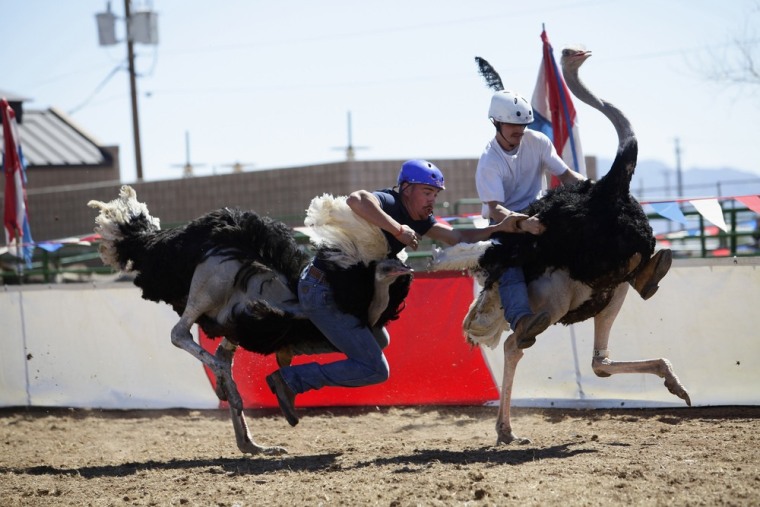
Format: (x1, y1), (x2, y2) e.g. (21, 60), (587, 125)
(88, 187), (412, 455)
(431, 49), (689, 445)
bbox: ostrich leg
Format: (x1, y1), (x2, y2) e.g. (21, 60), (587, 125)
(495, 332), (529, 445)
(214, 339), (287, 455)
(591, 285), (691, 406)
(171, 259), (286, 455)
(213, 338), (237, 401)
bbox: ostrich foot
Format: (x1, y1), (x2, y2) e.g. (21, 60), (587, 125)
(665, 377), (691, 406)
(239, 441), (288, 456)
(496, 429), (532, 446)
(230, 408), (288, 456)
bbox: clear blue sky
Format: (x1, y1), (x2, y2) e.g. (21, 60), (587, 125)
(2, 0), (759, 183)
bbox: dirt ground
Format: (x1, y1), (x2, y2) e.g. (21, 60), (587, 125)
(1, 405), (758, 506)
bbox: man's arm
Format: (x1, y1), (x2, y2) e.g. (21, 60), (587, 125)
(485, 201), (544, 236)
(425, 215), (536, 247)
(346, 190), (418, 248)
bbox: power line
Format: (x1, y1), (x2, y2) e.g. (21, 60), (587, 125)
(68, 62), (125, 114)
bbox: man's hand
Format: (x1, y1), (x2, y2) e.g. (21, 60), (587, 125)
(495, 213), (528, 233)
(396, 224), (419, 250)
(516, 216), (545, 235)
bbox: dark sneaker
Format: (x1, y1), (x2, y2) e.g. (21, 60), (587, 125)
(266, 370), (299, 427)
(513, 311), (551, 349)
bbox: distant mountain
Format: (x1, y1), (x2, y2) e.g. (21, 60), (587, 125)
(596, 158), (760, 200)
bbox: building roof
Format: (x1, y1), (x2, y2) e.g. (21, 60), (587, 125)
(0, 89), (31, 102)
(1, 107), (111, 167)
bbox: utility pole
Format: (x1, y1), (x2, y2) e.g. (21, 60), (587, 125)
(124, 0), (143, 180)
(333, 111), (368, 161)
(95, 1), (157, 181)
(674, 137), (683, 199)
(674, 137), (684, 231)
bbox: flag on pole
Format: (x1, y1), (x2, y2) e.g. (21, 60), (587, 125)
(2, 97), (34, 267)
(529, 27), (586, 186)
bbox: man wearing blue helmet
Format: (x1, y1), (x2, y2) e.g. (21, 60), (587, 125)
(265, 159), (524, 425)
(348, 159), (525, 254)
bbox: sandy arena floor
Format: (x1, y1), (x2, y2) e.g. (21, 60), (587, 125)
(1, 405), (758, 506)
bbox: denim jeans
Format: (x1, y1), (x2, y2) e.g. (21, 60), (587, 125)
(278, 264), (390, 394)
(497, 266), (532, 326)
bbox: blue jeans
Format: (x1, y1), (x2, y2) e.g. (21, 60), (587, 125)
(498, 266), (532, 326)
(278, 264), (390, 394)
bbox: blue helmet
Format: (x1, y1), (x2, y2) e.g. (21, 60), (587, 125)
(397, 160), (445, 190)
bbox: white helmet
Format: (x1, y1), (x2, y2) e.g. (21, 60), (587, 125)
(488, 90), (534, 125)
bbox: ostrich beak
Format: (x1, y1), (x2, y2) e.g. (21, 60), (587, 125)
(389, 265), (413, 278)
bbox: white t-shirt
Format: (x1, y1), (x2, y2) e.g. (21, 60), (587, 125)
(475, 129), (569, 218)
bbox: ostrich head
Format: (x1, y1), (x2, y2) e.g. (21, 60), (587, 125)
(560, 46), (591, 72)
(367, 259), (413, 327)
(560, 44), (634, 147)
(559, 45), (599, 112)
(375, 259), (413, 283)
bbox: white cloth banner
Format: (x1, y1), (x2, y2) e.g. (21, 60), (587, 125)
(690, 198), (728, 232)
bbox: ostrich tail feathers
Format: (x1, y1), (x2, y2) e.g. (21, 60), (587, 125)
(304, 194), (389, 268)
(429, 241), (491, 272)
(475, 56), (504, 91)
(87, 185), (161, 271)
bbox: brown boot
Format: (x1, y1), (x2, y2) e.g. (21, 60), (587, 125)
(513, 311), (551, 349)
(632, 249), (673, 300)
(266, 370), (299, 426)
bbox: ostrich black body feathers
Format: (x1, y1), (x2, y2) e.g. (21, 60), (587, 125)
(478, 137), (653, 324)
(111, 206), (411, 356)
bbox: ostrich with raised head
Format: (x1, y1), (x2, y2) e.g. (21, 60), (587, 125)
(88, 187), (412, 455)
(431, 50), (689, 445)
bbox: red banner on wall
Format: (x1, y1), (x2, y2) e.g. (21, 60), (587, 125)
(199, 271), (499, 408)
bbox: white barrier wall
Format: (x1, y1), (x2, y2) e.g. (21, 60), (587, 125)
(1, 257), (758, 409)
(0, 283), (218, 409)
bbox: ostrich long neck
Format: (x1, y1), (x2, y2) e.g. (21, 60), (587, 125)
(562, 64), (635, 147)
(368, 277), (394, 327)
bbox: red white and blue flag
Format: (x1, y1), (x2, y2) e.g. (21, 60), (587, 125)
(2, 98), (34, 267)
(529, 28), (586, 186)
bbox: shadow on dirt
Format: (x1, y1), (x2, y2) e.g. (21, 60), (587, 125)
(1, 441), (598, 479)
(1, 453), (343, 479)
(354, 442), (597, 471)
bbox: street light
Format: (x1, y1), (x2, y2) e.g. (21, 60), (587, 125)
(95, 1), (158, 181)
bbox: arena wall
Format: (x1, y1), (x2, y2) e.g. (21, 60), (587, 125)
(0, 257), (757, 410)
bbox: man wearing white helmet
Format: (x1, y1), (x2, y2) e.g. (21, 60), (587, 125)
(476, 90), (586, 348)
(266, 159), (522, 426)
